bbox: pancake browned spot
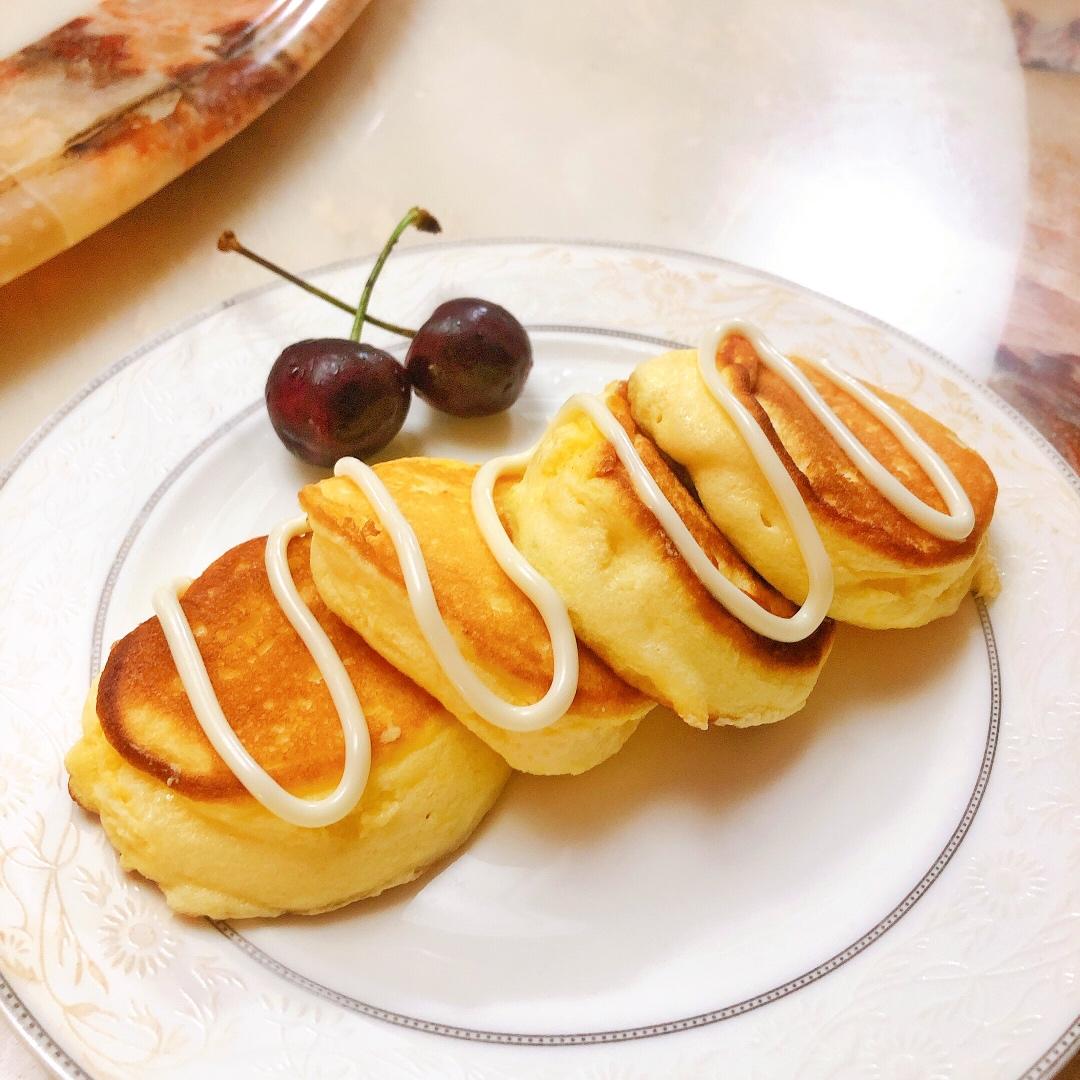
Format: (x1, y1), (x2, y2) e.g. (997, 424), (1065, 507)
(97, 534), (431, 799)
(717, 333), (996, 566)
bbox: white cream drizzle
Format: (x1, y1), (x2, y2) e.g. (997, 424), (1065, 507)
(152, 516), (371, 828)
(334, 457), (579, 733)
(700, 320), (976, 542)
(151, 319), (978, 825)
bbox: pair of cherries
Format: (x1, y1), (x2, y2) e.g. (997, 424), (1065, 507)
(221, 208), (532, 467)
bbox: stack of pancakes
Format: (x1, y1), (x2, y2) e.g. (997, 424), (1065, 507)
(67, 332), (998, 919)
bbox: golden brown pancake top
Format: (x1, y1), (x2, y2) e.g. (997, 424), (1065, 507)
(97, 535), (435, 800)
(717, 334), (998, 564)
(597, 383), (834, 670)
(300, 458), (651, 717)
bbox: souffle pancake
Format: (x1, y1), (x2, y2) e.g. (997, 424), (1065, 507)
(504, 382), (835, 730)
(66, 535), (510, 920)
(628, 333), (999, 628)
(300, 458), (655, 774)
(66, 297), (1001, 923)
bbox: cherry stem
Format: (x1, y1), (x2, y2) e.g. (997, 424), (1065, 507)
(217, 231), (418, 339)
(350, 207), (440, 343)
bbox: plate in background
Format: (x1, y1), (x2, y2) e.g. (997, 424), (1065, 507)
(0, 0), (371, 285)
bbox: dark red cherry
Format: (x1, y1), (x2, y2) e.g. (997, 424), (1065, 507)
(260, 207), (439, 466)
(265, 339), (410, 467)
(405, 298), (532, 417)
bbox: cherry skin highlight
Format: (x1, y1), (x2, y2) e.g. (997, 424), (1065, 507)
(406, 298), (532, 417)
(265, 339), (410, 466)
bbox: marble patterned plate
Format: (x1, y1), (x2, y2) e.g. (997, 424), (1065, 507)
(0, 241), (1077, 1079)
(0, 0), (371, 285)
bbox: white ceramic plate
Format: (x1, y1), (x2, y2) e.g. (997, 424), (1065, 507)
(1, 241), (1077, 1080)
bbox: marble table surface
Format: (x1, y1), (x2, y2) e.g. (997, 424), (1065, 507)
(0, 0), (1077, 1075)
